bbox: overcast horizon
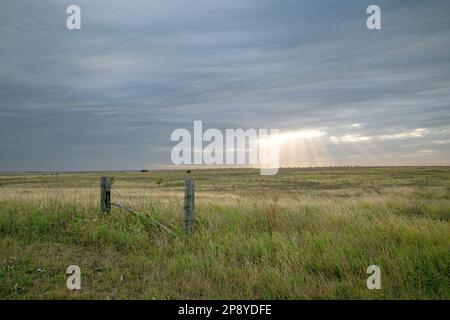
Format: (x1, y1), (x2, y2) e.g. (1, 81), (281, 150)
(1, 0), (450, 171)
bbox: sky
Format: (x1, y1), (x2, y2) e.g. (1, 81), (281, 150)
(1, 0), (450, 171)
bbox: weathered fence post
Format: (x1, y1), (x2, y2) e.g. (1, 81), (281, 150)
(100, 177), (112, 213)
(183, 179), (195, 234)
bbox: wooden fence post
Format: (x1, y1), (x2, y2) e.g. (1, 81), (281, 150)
(100, 177), (112, 213)
(183, 179), (195, 234)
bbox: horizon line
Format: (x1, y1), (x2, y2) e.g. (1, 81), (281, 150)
(1, 165), (450, 174)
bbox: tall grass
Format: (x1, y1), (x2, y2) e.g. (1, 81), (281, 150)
(0, 167), (449, 299)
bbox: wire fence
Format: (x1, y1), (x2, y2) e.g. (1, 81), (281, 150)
(109, 185), (177, 238)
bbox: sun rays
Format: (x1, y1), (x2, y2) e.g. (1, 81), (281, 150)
(255, 125), (443, 167)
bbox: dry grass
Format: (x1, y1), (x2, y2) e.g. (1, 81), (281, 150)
(0, 167), (449, 299)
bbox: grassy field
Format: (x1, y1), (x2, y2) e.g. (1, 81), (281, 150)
(0, 167), (449, 299)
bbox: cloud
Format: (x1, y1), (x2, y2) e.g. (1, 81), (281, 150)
(1, 0), (450, 170)
(330, 135), (372, 143)
(379, 128), (428, 140)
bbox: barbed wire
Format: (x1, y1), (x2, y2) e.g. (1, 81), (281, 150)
(109, 186), (177, 238)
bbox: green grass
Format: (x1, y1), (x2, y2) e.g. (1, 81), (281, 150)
(0, 167), (449, 299)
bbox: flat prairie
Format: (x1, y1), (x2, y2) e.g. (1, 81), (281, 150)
(0, 167), (449, 299)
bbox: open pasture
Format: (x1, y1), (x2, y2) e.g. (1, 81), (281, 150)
(0, 167), (449, 299)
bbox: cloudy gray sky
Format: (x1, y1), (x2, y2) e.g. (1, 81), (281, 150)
(1, 0), (450, 171)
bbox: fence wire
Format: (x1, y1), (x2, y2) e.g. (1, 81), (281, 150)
(109, 186), (177, 238)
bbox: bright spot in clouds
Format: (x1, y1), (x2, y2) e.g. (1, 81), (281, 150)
(379, 128), (427, 140)
(330, 128), (430, 144)
(261, 127), (431, 148)
(259, 130), (326, 147)
(330, 134), (372, 143)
